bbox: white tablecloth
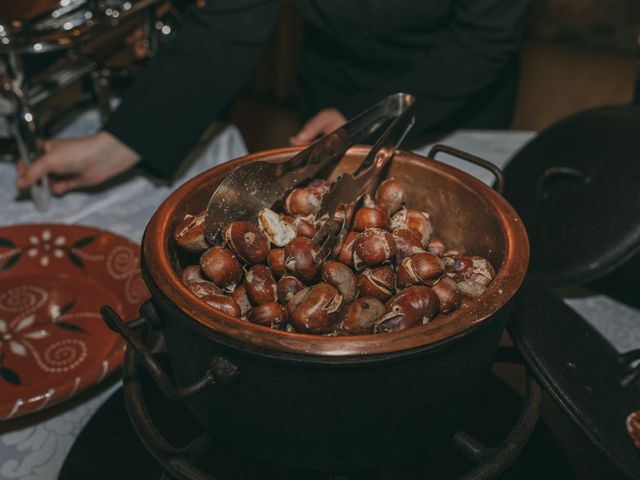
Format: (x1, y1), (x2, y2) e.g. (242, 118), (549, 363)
(0, 117), (638, 480)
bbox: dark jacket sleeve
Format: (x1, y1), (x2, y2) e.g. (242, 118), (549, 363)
(104, 0), (279, 179)
(339, 0), (529, 132)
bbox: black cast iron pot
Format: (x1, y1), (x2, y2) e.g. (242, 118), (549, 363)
(103, 145), (530, 475)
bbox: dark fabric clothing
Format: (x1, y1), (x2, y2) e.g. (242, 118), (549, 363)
(104, 0), (529, 179)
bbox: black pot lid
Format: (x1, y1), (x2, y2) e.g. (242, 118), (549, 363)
(503, 105), (640, 287)
(509, 280), (640, 480)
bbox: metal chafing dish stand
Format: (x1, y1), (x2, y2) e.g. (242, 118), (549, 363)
(0, 0), (163, 209)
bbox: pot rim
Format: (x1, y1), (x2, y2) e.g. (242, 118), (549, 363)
(143, 146), (529, 356)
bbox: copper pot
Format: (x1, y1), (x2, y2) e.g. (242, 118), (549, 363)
(105, 145), (529, 472)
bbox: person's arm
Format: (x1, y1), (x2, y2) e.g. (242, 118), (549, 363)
(338, 0), (529, 132)
(104, 0), (280, 178)
(16, 0), (280, 194)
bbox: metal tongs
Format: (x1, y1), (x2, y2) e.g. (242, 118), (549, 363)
(205, 92), (416, 257)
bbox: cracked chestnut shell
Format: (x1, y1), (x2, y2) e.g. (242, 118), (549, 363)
(258, 208), (296, 247)
(357, 265), (395, 302)
(390, 208), (433, 247)
(457, 280), (487, 300)
(375, 178), (406, 215)
(322, 261), (358, 304)
(340, 297), (386, 335)
(287, 283), (343, 334)
(223, 221), (270, 265)
(200, 246), (243, 293)
(284, 180), (329, 216)
(277, 275), (305, 304)
(284, 237), (321, 282)
(445, 255), (495, 287)
(353, 228), (396, 271)
(173, 211), (209, 253)
(247, 302), (288, 330)
(243, 264), (277, 305)
(375, 286), (439, 333)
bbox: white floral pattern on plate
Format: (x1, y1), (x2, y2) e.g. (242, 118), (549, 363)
(26, 230), (66, 267)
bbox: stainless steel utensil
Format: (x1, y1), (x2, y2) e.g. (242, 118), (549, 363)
(312, 94), (415, 260)
(204, 92), (415, 244)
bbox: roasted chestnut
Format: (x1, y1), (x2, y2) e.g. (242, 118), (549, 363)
(427, 237), (446, 256)
(390, 208), (433, 247)
(258, 208), (296, 247)
(375, 178), (406, 215)
(200, 246), (243, 293)
(247, 302), (288, 330)
(445, 255), (494, 287)
(627, 410), (640, 449)
(181, 265), (206, 285)
(292, 216), (319, 239)
(231, 284), (252, 316)
(223, 221), (270, 265)
(357, 265), (395, 302)
(173, 211), (209, 253)
(431, 277), (461, 313)
(339, 297), (386, 335)
(392, 228), (424, 263)
(243, 264), (277, 305)
(277, 275), (305, 304)
(200, 293), (241, 318)
(287, 283), (343, 334)
(352, 207), (391, 232)
(469, 256), (495, 286)
(322, 261), (358, 304)
(353, 228), (396, 271)
(375, 286), (439, 333)
(186, 280), (222, 298)
(283, 180), (329, 216)
(267, 248), (286, 279)
(174, 169), (497, 337)
(284, 237), (321, 282)
(336, 231), (359, 268)
(397, 252), (444, 288)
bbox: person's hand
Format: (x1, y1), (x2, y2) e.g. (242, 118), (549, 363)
(15, 131), (141, 195)
(289, 108), (347, 145)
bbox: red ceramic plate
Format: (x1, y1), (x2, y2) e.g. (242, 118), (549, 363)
(0, 224), (148, 420)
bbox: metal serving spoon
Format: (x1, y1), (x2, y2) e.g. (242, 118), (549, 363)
(204, 92), (416, 247)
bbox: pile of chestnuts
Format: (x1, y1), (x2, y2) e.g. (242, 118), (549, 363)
(173, 177), (495, 335)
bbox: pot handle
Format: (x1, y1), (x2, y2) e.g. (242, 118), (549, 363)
(101, 302), (239, 401)
(428, 144), (505, 194)
(122, 346), (215, 480)
(449, 347), (543, 480)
